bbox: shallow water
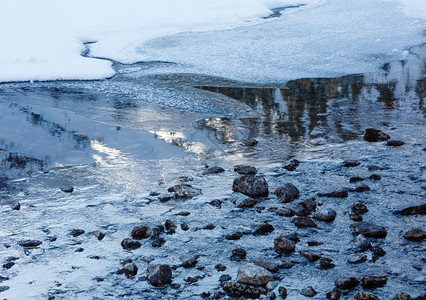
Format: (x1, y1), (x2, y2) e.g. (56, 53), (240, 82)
(0, 45), (425, 299)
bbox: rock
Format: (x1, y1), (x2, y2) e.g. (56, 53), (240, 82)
(300, 286), (317, 297)
(283, 159), (300, 171)
(181, 256), (198, 268)
(234, 165), (257, 175)
(60, 185), (74, 193)
(236, 198), (257, 208)
(151, 237), (166, 248)
(158, 193), (174, 202)
(18, 240), (42, 248)
(233, 175), (269, 198)
(242, 138), (259, 147)
(386, 140), (405, 146)
(219, 274), (232, 285)
(396, 292), (410, 300)
(253, 258), (279, 273)
(175, 211), (190, 216)
(313, 208), (336, 222)
(223, 281), (261, 298)
(348, 254), (367, 264)
(318, 188), (348, 198)
(361, 275), (387, 289)
(70, 229), (85, 237)
(295, 198), (316, 216)
(354, 291), (379, 300)
(236, 264), (274, 286)
(131, 226), (152, 240)
(274, 237), (295, 254)
(0, 276), (8, 283)
(274, 184), (299, 203)
(404, 228), (426, 242)
(204, 224), (215, 230)
(121, 238), (141, 250)
(3, 262), (14, 269)
(253, 223), (274, 236)
(351, 222), (387, 238)
(203, 166), (225, 175)
(117, 262), (138, 278)
(164, 220), (177, 233)
(180, 223), (189, 231)
(326, 287), (341, 300)
(335, 277), (359, 290)
(11, 202), (20, 210)
(276, 207), (295, 217)
(226, 231), (243, 240)
(343, 160), (360, 167)
(350, 177), (365, 183)
(215, 264), (227, 272)
(231, 248), (247, 262)
(363, 128), (390, 142)
(371, 246), (386, 261)
(319, 257), (335, 270)
(146, 264), (172, 287)
(299, 251), (321, 263)
(350, 212), (363, 221)
(354, 234), (372, 252)
(369, 174), (382, 180)
(278, 286), (287, 298)
(167, 184), (201, 198)
(294, 216), (317, 228)
(352, 202), (368, 214)
(209, 199), (222, 208)
(91, 230), (105, 241)
(352, 184), (370, 193)
(267, 291), (276, 299)
(399, 204), (426, 216)
(0, 286), (9, 292)
(284, 233), (300, 243)
(75, 247), (84, 252)
(307, 241), (323, 246)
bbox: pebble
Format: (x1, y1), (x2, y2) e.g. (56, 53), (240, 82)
(60, 186), (74, 193)
(319, 257), (335, 270)
(354, 291), (379, 300)
(352, 202), (368, 214)
(151, 238), (165, 248)
(274, 183), (300, 203)
(121, 238), (141, 250)
(236, 198), (257, 208)
(146, 264), (172, 287)
(335, 277), (359, 290)
(70, 229), (85, 237)
(326, 287), (341, 300)
(231, 248), (247, 262)
(252, 223), (275, 236)
(91, 230), (105, 241)
(294, 216), (317, 228)
(203, 166), (225, 175)
(274, 237), (295, 254)
(299, 251), (321, 263)
(278, 286), (287, 298)
(117, 262), (138, 278)
(300, 286), (317, 297)
(351, 222), (387, 238)
(11, 202), (20, 210)
(215, 264), (227, 272)
(131, 226), (152, 240)
(313, 208), (336, 222)
(396, 292), (411, 300)
(226, 231), (243, 240)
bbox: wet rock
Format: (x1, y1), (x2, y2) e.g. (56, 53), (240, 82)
(0, 286), (10, 293)
(75, 247), (84, 252)
(219, 274), (232, 285)
(11, 202), (20, 210)
(181, 256), (198, 268)
(91, 230), (105, 241)
(295, 198), (316, 216)
(386, 140), (405, 146)
(180, 223), (189, 231)
(131, 226), (152, 240)
(226, 231), (243, 240)
(253, 258), (279, 273)
(117, 262), (138, 278)
(184, 276), (198, 283)
(326, 287), (341, 300)
(361, 275), (387, 289)
(121, 238), (141, 250)
(284, 233), (300, 243)
(236, 198), (257, 208)
(151, 237), (165, 248)
(351, 222), (387, 238)
(399, 204), (426, 216)
(354, 234), (372, 252)
(396, 292), (411, 300)
(233, 175), (269, 198)
(215, 264), (227, 272)
(403, 228), (426, 242)
(350, 212), (363, 221)
(276, 207), (295, 217)
(146, 264), (172, 287)
(222, 281), (260, 298)
(18, 239), (42, 248)
(234, 165), (257, 175)
(151, 226), (164, 239)
(267, 291), (276, 299)
(283, 159), (300, 171)
(352, 184), (370, 193)
(278, 286), (287, 298)
(209, 199), (222, 208)
(369, 174), (382, 180)
(274, 183), (299, 203)
(343, 160), (361, 167)
(350, 177), (365, 183)
(0, 276), (8, 283)
(363, 128), (390, 142)
(371, 246), (386, 261)
(164, 220), (177, 233)
(236, 264), (274, 286)
(313, 208), (336, 222)
(318, 188), (348, 198)
(167, 184), (201, 199)
(3, 262), (14, 269)
(204, 224), (215, 230)
(242, 138), (259, 147)
(354, 291), (379, 300)
(300, 286), (317, 297)
(203, 166), (225, 175)
(60, 185), (74, 193)
(158, 193), (174, 202)
(352, 202), (368, 214)
(294, 216), (317, 228)
(231, 248), (247, 262)
(253, 223), (274, 236)
(70, 229), (85, 237)
(175, 211), (190, 216)
(307, 241), (323, 246)
(274, 237), (295, 254)
(335, 277), (359, 290)
(319, 257), (335, 270)
(299, 251), (321, 263)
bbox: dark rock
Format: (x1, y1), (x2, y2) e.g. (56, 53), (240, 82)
(352, 202), (368, 214)
(242, 138), (259, 147)
(350, 212), (363, 221)
(226, 231), (243, 240)
(295, 198), (316, 216)
(164, 220), (177, 232)
(2, 262), (14, 269)
(354, 291), (379, 300)
(11, 202), (20, 210)
(121, 238), (141, 250)
(399, 204), (426, 216)
(184, 276), (198, 283)
(200, 292), (211, 298)
(181, 256), (198, 268)
(0, 286), (10, 293)
(180, 223), (189, 231)
(319, 257), (335, 270)
(253, 258), (279, 272)
(203, 166), (225, 175)
(318, 188), (348, 198)
(18, 240), (42, 248)
(222, 281), (260, 298)
(236, 198), (257, 208)
(361, 275), (387, 289)
(326, 287), (341, 300)
(294, 216), (317, 228)
(232, 175), (269, 198)
(363, 128), (390, 142)
(146, 264), (172, 287)
(280, 261), (295, 269)
(300, 286), (317, 297)
(61, 185), (74, 193)
(151, 238), (165, 248)
(204, 224), (215, 230)
(215, 264), (227, 272)
(313, 208), (336, 222)
(267, 291), (276, 299)
(234, 165), (257, 175)
(351, 222), (387, 238)
(369, 174), (382, 180)
(386, 140), (405, 147)
(350, 177), (365, 183)
(253, 223), (274, 236)
(231, 248), (247, 262)
(117, 262), (138, 278)
(175, 211), (190, 216)
(91, 230), (105, 241)
(335, 277), (359, 290)
(236, 264), (274, 286)
(284, 233), (300, 243)
(75, 247), (84, 252)
(299, 251), (321, 263)
(131, 226), (152, 240)
(209, 199), (222, 208)
(403, 228), (426, 242)
(352, 184), (370, 193)
(283, 159), (300, 171)
(354, 234), (372, 252)
(307, 241), (323, 246)
(151, 226), (164, 239)
(70, 229), (85, 237)
(396, 292), (411, 300)
(274, 237), (295, 254)
(158, 193), (174, 202)
(278, 286), (287, 298)
(167, 184), (201, 199)
(371, 246), (386, 258)
(0, 276), (8, 283)
(276, 207), (295, 217)
(274, 183), (299, 203)
(219, 274), (232, 285)
(343, 160), (360, 167)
